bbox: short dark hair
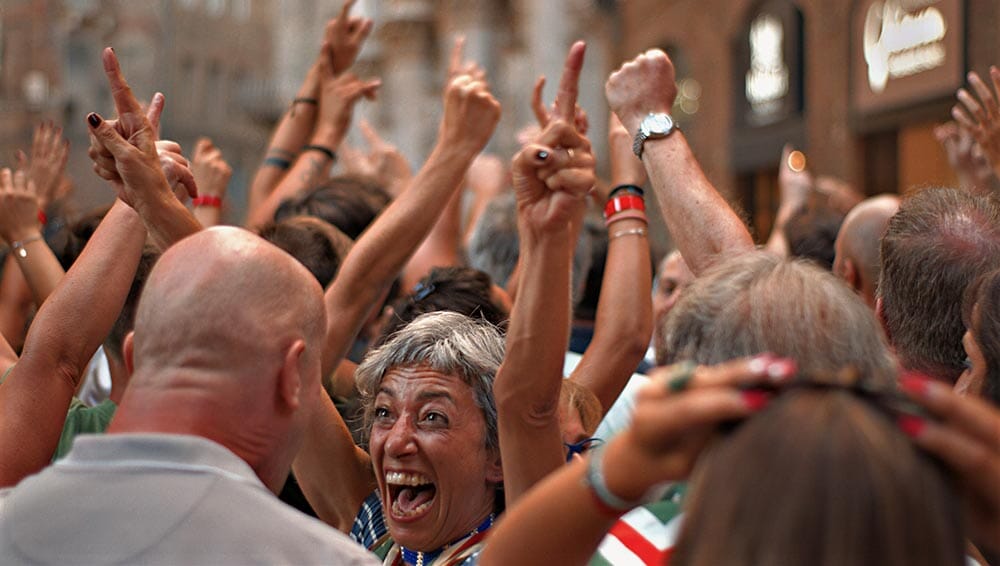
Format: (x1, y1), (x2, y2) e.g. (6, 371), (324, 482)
(879, 188), (1000, 382)
(105, 248), (160, 362)
(274, 176), (390, 239)
(783, 200), (844, 271)
(257, 216), (352, 288)
(375, 266), (509, 347)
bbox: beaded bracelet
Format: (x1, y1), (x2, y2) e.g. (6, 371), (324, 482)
(610, 227), (647, 240)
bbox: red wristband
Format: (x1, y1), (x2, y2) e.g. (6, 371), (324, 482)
(37, 210), (47, 226)
(192, 196), (223, 208)
(604, 195), (645, 219)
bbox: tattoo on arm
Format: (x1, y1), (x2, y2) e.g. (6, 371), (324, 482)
(299, 156), (327, 189)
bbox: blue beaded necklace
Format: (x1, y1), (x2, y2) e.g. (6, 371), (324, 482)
(399, 514), (495, 566)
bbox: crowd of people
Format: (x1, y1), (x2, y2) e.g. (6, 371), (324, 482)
(0, 1), (999, 564)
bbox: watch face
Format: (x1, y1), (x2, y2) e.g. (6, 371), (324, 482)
(642, 113), (674, 136)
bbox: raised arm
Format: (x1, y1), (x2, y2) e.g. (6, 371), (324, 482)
(0, 200), (145, 486)
(481, 357), (789, 566)
(763, 145), (811, 257)
(400, 37), (483, 292)
(952, 67), (1000, 188)
(294, 72), (502, 530)
(606, 50), (754, 276)
(0, 169), (65, 306)
(16, 121), (70, 212)
(246, 1), (373, 217)
(494, 42), (594, 504)
(568, 114), (652, 415)
(190, 138), (232, 228)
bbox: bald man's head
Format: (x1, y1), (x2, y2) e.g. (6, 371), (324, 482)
(130, 227), (326, 384)
(833, 195), (900, 306)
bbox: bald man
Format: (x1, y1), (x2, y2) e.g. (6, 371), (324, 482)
(0, 227), (377, 565)
(833, 195), (900, 309)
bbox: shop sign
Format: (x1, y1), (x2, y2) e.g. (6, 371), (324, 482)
(852, 0), (963, 115)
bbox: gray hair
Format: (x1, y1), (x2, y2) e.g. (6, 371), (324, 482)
(356, 311), (506, 454)
(661, 251), (895, 384)
(467, 192), (592, 306)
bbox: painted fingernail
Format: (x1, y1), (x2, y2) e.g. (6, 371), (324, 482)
(536, 150), (549, 161)
(747, 353), (775, 374)
(896, 414), (926, 438)
(741, 390), (771, 411)
(899, 373), (931, 397)
(766, 359), (797, 382)
(87, 113), (102, 128)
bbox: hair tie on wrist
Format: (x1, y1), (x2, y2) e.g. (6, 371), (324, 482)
(604, 210), (648, 227)
(610, 184), (644, 198)
(264, 156), (292, 170)
(37, 210), (47, 226)
(192, 195), (223, 208)
(302, 144), (336, 162)
(292, 97), (318, 106)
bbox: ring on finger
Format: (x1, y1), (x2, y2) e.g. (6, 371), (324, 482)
(661, 361), (698, 393)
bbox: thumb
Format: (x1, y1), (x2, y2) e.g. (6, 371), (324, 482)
(87, 113), (132, 159)
(146, 92), (165, 137)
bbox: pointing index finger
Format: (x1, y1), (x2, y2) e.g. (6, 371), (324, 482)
(102, 47), (143, 118)
(554, 41), (586, 123)
(449, 35), (466, 77)
(338, 0), (356, 24)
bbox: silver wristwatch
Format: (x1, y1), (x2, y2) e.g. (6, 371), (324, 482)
(632, 113), (679, 158)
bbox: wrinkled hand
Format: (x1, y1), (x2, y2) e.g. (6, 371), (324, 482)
(606, 112), (646, 195)
(512, 42), (594, 234)
(87, 48), (185, 210)
(15, 121), (69, 209)
(953, 68), (1000, 175)
(0, 169), (42, 244)
(604, 355), (796, 500)
(777, 144), (811, 210)
(438, 74), (502, 156)
(191, 138), (232, 199)
(324, 0), (373, 75)
(312, 54), (380, 147)
(605, 49), (678, 135)
(900, 375), (1000, 555)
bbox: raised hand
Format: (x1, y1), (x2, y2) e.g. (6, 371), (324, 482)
(0, 169), (42, 245)
(16, 122), (69, 210)
(191, 138), (232, 199)
(953, 67), (1000, 175)
(310, 55), (380, 149)
(447, 35), (487, 86)
(513, 42), (594, 233)
(531, 75), (589, 135)
(438, 73), (502, 157)
(935, 120), (996, 191)
(605, 49), (678, 135)
(86, 48), (180, 208)
(339, 119), (411, 196)
(324, 0), (373, 76)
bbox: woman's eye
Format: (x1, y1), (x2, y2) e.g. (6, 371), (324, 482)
(374, 407), (391, 419)
(423, 411), (448, 425)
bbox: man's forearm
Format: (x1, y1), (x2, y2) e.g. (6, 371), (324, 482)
(643, 133), (754, 275)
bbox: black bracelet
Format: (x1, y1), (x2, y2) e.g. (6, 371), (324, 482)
(302, 144), (336, 162)
(610, 184), (644, 198)
(263, 156), (292, 170)
(293, 97), (318, 106)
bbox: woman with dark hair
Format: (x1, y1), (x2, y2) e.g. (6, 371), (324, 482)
(479, 360), (994, 566)
(959, 268), (1000, 406)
